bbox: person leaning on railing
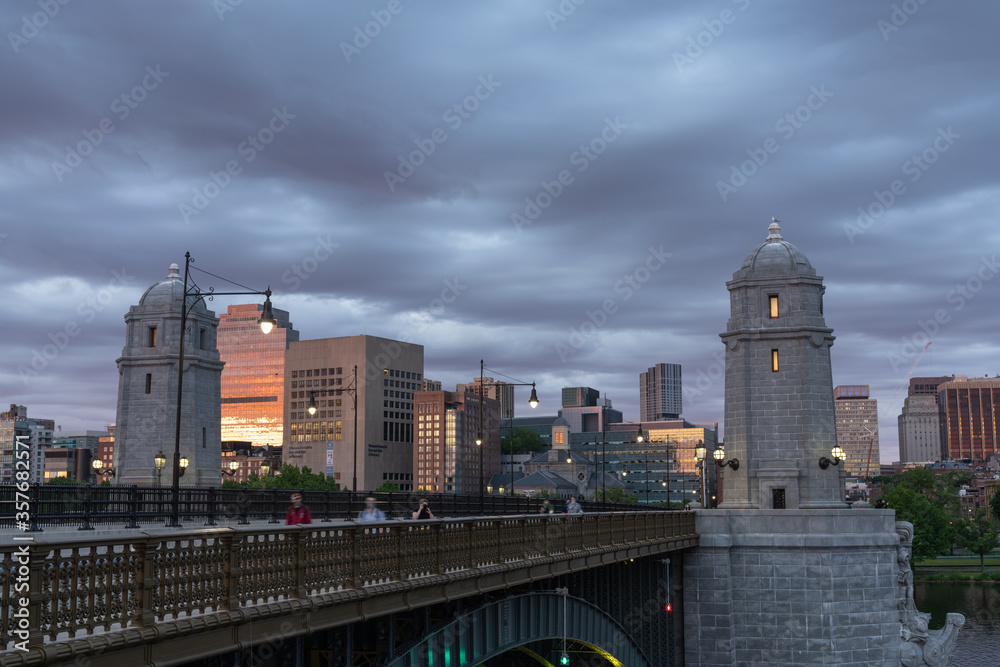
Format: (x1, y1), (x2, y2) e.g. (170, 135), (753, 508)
(286, 493), (312, 525)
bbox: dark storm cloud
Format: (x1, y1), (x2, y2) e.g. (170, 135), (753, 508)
(1, 0), (998, 464)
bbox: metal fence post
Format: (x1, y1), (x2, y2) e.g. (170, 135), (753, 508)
(205, 487), (217, 526)
(269, 487), (280, 524)
(28, 484), (42, 532)
(126, 484), (139, 529)
(239, 487), (250, 525)
(322, 489), (331, 522)
(78, 484), (94, 531)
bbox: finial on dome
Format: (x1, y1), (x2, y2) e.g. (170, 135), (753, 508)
(166, 263), (181, 280)
(767, 221), (782, 241)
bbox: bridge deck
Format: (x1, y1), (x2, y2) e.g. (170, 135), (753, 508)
(1, 511), (696, 666)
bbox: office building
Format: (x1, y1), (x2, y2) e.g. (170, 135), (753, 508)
(898, 395), (941, 463)
(219, 303), (299, 454)
(833, 385), (879, 478)
(639, 363), (683, 421)
(422, 378), (442, 392)
(561, 387), (599, 408)
(938, 376), (1000, 464)
(283, 335), (422, 491)
(0, 404), (54, 484)
(114, 263), (224, 487)
(413, 390), (500, 494)
(459, 377), (515, 419)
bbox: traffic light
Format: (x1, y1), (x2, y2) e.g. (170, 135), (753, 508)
(560, 653), (569, 665)
(664, 602), (673, 612)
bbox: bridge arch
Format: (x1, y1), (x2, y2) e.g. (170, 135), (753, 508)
(384, 592), (651, 667)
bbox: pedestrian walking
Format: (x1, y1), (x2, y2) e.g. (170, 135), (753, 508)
(412, 498), (434, 520)
(286, 493), (312, 525)
(357, 497), (386, 523)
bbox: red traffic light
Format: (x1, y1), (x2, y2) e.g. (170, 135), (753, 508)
(664, 602), (673, 612)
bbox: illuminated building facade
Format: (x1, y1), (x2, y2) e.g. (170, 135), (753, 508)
(219, 303), (298, 455)
(639, 362), (683, 421)
(833, 384), (879, 478)
(413, 390), (500, 494)
(938, 376), (1000, 464)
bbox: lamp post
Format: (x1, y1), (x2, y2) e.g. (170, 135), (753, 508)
(714, 443), (739, 470)
(819, 445), (846, 470)
(221, 459), (239, 477)
(482, 363), (538, 498)
(637, 425), (647, 504)
(478, 360), (485, 503)
(260, 459), (272, 489)
(154, 450), (167, 486)
(694, 440), (707, 507)
(167, 251), (277, 528)
(601, 395), (607, 500)
(308, 364), (358, 492)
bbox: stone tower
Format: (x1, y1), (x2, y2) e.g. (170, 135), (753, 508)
(113, 264), (224, 487)
(719, 222), (844, 509)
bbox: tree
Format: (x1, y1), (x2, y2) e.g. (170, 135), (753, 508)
(990, 489), (1000, 522)
(375, 481), (400, 493)
(591, 487), (637, 504)
(220, 464), (339, 491)
(958, 509), (1000, 571)
(881, 486), (951, 561)
(501, 427), (543, 454)
(45, 477), (86, 486)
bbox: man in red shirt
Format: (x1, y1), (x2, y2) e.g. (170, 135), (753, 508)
(286, 493), (312, 525)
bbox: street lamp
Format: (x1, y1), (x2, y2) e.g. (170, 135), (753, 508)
(154, 450), (167, 486)
(91, 458), (114, 481)
(168, 251), (276, 527)
(694, 440), (707, 506)
(819, 445), (846, 470)
(221, 459), (240, 477)
(714, 443), (739, 470)
(482, 363), (538, 497)
(260, 459), (272, 489)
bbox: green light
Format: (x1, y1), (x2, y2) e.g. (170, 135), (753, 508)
(560, 654), (570, 665)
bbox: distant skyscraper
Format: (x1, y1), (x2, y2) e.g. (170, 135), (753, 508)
(219, 303), (299, 454)
(833, 385), (879, 478)
(898, 395), (941, 463)
(460, 377), (516, 419)
(283, 335), (422, 491)
(909, 376), (958, 396)
(422, 378), (442, 392)
(640, 363), (683, 421)
(413, 390), (500, 494)
(0, 404), (54, 484)
(561, 387), (599, 408)
(114, 263), (224, 487)
(937, 376), (1000, 464)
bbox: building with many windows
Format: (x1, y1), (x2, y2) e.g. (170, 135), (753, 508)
(413, 390), (500, 494)
(283, 335), (422, 492)
(219, 303), (299, 456)
(561, 387), (600, 408)
(458, 377), (515, 419)
(639, 363), (683, 421)
(0, 404), (54, 484)
(898, 395), (941, 463)
(833, 385), (879, 478)
(938, 376), (1000, 465)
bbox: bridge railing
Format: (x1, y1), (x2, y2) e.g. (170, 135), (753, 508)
(0, 511), (696, 651)
(0, 484), (659, 530)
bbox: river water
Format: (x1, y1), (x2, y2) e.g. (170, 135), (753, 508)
(915, 583), (1000, 667)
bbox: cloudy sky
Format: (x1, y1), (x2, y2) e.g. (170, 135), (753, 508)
(2, 1), (998, 464)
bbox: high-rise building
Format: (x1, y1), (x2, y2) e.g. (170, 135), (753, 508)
(909, 376), (960, 396)
(460, 377), (516, 419)
(938, 376), (1000, 464)
(114, 263), (224, 487)
(561, 387), (599, 408)
(283, 335), (423, 492)
(219, 303), (299, 454)
(898, 395), (941, 463)
(639, 363), (683, 421)
(0, 404), (54, 484)
(833, 385), (879, 477)
(413, 390), (501, 494)
(422, 378), (442, 392)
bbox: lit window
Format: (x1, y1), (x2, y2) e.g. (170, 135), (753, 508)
(771, 349), (779, 372)
(148, 326), (157, 347)
(769, 295), (779, 319)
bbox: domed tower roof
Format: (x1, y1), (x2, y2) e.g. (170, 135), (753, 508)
(736, 223), (815, 279)
(552, 417), (570, 427)
(137, 263), (207, 313)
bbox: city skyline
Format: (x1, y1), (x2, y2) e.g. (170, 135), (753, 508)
(2, 3), (999, 464)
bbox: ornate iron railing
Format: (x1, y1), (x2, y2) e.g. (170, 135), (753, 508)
(0, 484), (661, 530)
(0, 511), (697, 654)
